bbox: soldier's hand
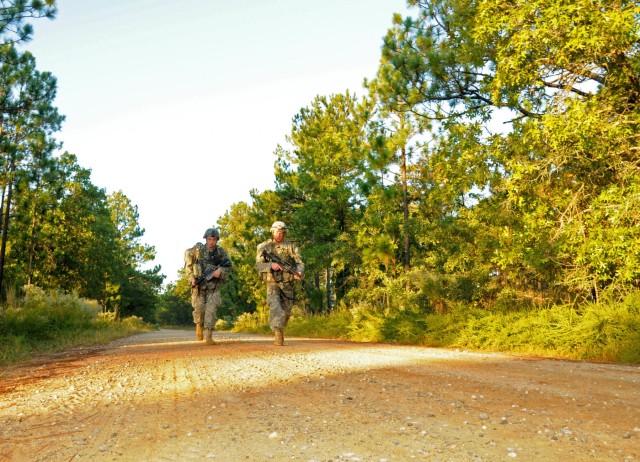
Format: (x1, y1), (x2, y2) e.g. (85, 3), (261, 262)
(212, 268), (222, 279)
(271, 262), (282, 271)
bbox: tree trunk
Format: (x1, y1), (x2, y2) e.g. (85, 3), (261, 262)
(0, 161), (15, 291)
(324, 267), (332, 313)
(401, 142), (411, 293)
(27, 212), (37, 286)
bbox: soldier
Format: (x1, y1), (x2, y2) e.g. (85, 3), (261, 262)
(256, 221), (304, 346)
(184, 227), (232, 345)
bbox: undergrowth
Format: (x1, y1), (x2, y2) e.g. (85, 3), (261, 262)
(7, 286), (636, 366)
(0, 286), (154, 367)
(234, 291), (640, 364)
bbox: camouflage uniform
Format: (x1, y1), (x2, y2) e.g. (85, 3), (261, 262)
(255, 237), (304, 331)
(184, 242), (232, 330)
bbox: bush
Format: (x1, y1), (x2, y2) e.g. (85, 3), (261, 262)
(286, 305), (352, 339)
(0, 286), (152, 366)
(0, 287), (99, 340)
(232, 309), (270, 334)
(454, 292), (640, 362)
(227, 289), (640, 363)
(215, 318), (231, 330)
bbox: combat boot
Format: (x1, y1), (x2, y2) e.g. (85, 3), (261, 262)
(274, 328), (284, 346)
(196, 323), (203, 341)
(204, 329), (215, 345)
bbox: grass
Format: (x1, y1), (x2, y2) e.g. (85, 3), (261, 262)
(4, 286), (638, 366)
(233, 291), (640, 364)
(0, 286), (154, 367)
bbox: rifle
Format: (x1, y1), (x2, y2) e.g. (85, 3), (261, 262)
(194, 259), (232, 286)
(261, 249), (303, 279)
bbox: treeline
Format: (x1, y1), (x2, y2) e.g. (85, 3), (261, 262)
(167, 0), (640, 321)
(0, 2), (163, 320)
(3, 1), (640, 328)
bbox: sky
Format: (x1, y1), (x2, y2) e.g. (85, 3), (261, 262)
(20, 0), (410, 285)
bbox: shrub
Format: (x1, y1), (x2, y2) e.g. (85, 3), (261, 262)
(215, 318), (230, 330)
(232, 309), (270, 333)
(286, 306), (352, 339)
(229, 290), (640, 363)
(95, 310), (118, 328)
(454, 292), (640, 362)
(0, 286), (152, 366)
(119, 315), (146, 330)
(347, 303), (386, 343)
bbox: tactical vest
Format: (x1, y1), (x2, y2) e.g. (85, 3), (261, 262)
(198, 245), (225, 275)
(260, 241), (299, 283)
(185, 243), (225, 278)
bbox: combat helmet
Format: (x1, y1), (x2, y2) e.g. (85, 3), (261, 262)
(203, 227), (220, 239)
(270, 221), (287, 232)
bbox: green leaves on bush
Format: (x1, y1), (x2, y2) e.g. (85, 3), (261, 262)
(0, 286), (152, 366)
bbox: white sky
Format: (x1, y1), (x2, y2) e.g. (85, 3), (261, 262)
(21, 0), (409, 285)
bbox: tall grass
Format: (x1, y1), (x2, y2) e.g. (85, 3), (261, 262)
(235, 291), (640, 363)
(454, 292), (640, 362)
(0, 286), (153, 367)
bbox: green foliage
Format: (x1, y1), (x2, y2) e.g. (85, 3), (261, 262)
(1, 285), (97, 338)
(156, 277), (193, 326)
(232, 309), (271, 334)
(454, 291), (640, 362)
(346, 304), (386, 343)
(419, 307), (482, 347)
(363, 0), (640, 307)
(0, 45), (65, 292)
(338, 301), (482, 346)
(285, 305), (351, 339)
(20, 153), (118, 298)
(107, 191), (156, 268)
(1, 149), (162, 318)
(215, 318), (231, 330)
(117, 268), (163, 323)
(0, 286), (152, 366)
(0, 1), (57, 46)
(230, 291), (639, 363)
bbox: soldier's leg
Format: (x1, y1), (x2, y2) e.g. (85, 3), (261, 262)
(203, 289), (221, 345)
(267, 283), (286, 331)
(267, 283), (286, 346)
(281, 284), (295, 327)
(191, 289), (205, 340)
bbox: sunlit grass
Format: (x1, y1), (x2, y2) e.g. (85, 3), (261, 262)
(233, 291), (640, 364)
(0, 287), (154, 367)
(454, 292), (640, 362)
(4, 286), (638, 366)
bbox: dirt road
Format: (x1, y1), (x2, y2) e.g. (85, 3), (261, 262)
(0, 329), (638, 462)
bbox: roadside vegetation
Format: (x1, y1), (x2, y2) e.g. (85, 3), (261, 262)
(0, 286), (152, 367)
(232, 289), (640, 364)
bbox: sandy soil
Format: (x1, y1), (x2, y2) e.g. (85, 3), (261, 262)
(0, 329), (638, 462)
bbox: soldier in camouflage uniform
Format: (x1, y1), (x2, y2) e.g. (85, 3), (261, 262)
(256, 221), (304, 346)
(184, 228), (232, 345)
